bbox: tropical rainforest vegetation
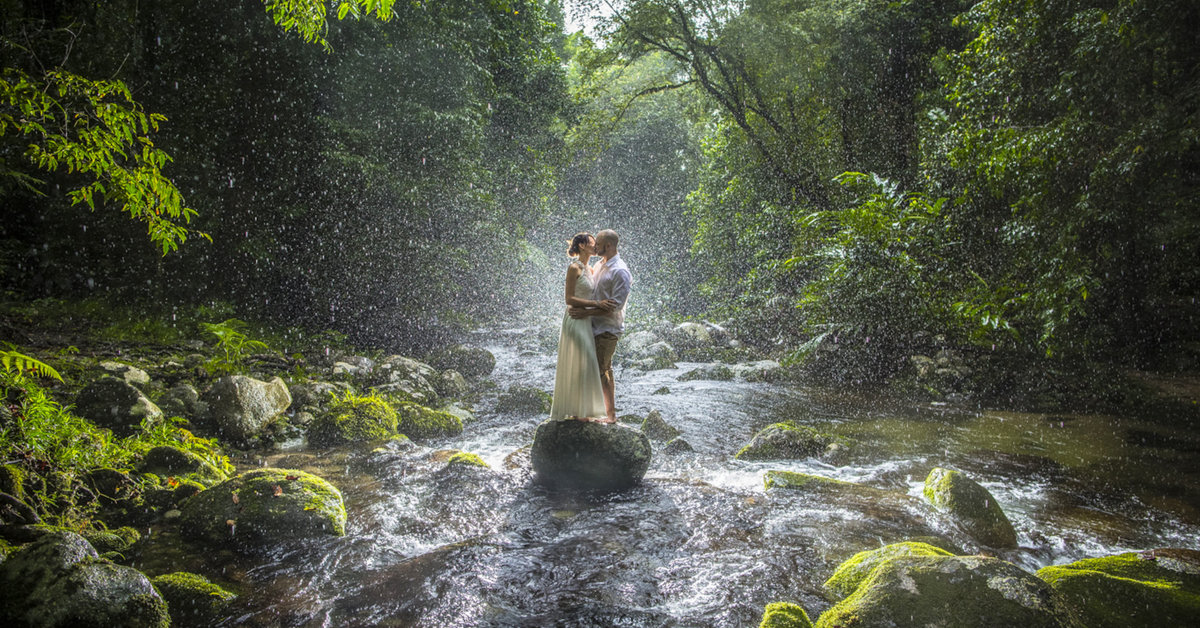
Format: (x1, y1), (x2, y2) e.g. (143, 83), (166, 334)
(3, 0), (1198, 378)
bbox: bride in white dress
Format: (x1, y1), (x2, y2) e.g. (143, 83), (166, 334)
(550, 233), (617, 421)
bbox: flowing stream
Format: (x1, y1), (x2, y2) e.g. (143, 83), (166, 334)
(132, 325), (1200, 626)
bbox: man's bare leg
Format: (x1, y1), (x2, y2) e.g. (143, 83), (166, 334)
(600, 375), (616, 422)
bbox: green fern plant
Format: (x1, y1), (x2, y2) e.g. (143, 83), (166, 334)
(0, 348), (62, 382)
(201, 318), (270, 373)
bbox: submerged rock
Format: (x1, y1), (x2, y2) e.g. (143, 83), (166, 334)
(640, 410), (681, 441)
(757, 601), (813, 628)
(396, 401), (464, 439)
(663, 437), (694, 454)
(0, 530), (169, 628)
(736, 422), (842, 461)
(75, 376), (163, 436)
(815, 555), (1082, 628)
(200, 375), (292, 443)
(678, 364), (734, 382)
(823, 541), (955, 600)
(427, 344), (496, 378)
(531, 419), (652, 491)
(923, 467), (1017, 548)
(180, 468), (345, 549)
(496, 385), (552, 415)
(1036, 549), (1200, 627)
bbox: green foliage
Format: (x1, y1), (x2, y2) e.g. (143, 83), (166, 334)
(201, 319), (271, 373)
(308, 390), (399, 445)
(0, 347), (62, 381)
(263, 0), (397, 49)
(0, 68), (202, 254)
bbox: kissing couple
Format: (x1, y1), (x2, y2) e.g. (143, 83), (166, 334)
(549, 229), (632, 424)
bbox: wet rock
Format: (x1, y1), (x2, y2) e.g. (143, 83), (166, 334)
(200, 375), (292, 443)
(757, 601), (813, 628)
(82, 526), (141, 554)
(435, 369), (471, 398)
(496, 385), (552, 415)
(620, 330), (660, 358)
(0, 492), (38, 525)
(822, 541), (954, 600)
(663, 437), (694, 454)
(75, 376), (163, 436)
(669, 321), (713, 348)
(180, 468), (345, 550)
(370, 355), (440, 404)
(763, 471), (885, 497)
(427, 344), (496, 378)
(439, 401), (475, 425)
(444, 451), (490, 469)
(288, 380), (344, 412)
(138, 445), (230, 487)
(158, 383), (201, 420)
(736, 422), (843, 461)
(652, 386), (671, 395)
(100, 360), (151, 388)
(149, 571), (236, 628)
(678, 364), (734, 382)
(396, 401), (464, 439)
(640, 410), (681, 441)
(1036, 549), (1200, 628)
(815, 555), (1082, 628)
(0, 530), (169, 628)
(631, 354), (677, 371)
(923, 467), (1017, 548)
(731, 360), (785, 382)
(531, 419), (652, 491)
(86, 467), (136, 503)
(307, 393), (399, 446)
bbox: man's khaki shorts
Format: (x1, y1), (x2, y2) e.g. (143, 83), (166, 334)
(594, 332), (620, 385)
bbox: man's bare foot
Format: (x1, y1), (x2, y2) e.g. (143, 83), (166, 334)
(597, 416), (617, 424)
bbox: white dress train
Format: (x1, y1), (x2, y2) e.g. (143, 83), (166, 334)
(549, 262), (606, 420)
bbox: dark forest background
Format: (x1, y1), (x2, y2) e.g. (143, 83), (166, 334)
(3, 0), (1198, 382)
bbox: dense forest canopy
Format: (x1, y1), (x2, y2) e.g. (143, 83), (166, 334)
(3, 0), (1198, 378)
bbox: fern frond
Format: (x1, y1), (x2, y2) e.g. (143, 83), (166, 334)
(1, 350), (64, 382)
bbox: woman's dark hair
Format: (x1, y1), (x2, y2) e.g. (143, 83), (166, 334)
(567, 232), (592, 257)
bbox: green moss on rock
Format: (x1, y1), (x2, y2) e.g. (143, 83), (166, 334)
(1035, 549), (1200, 628)
(179, 468), (345, 550)
(138, 445), (229, 487)
(395, 401), (463, 439)
(0, 463), (26, 499)
(495, 385), (552, 415)
(446, 451), (490, 469)
(823, 541), (954, 600)
(758, 601), (813, 627)
(308, 392), (399, 446)
(83, 526), (142, 554)
(764, 470), (854, 491)
(816, 555), (1082, 628)
(151, 571), (236, 627)
(923, 467), (1017, 548)
(736, 422), (842, 461)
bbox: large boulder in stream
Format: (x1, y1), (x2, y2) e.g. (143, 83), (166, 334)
(531, 419), (652, 491)
(0, 530), (170, 628)
(427, 344), (496, 378)
(815, 555), (1083, 628)
(180, 468), (345, 550)
(923, 467), (1018, 548)
(736, 422), (844, 462)
(822, 541), (954, 600)
(1035, 549), (1200, 627)
(200, 375), (292, 443)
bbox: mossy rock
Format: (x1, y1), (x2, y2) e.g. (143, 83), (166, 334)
(138, 446), (229, 487)
(308, 394), (399, 446)
(923, 467), (1017, 548)
(180, 468), (345, 550)
(427, 344), (496, 378)
(758, 601), (813, 627)
(815, 555), (1082, 628)
(495, 385), (552, 415)
(1035, 549), (1200, 628)
(0, 463), (27, 499)
(823, 541), (955, 600)
(763, 471), (856, 492)
(677, 364), (734, 382)
(0, 530), (170, 628)
(446, 451), (490, 469)
(150, 571), (236, 627)
(83, 526), (142, 554)
(736, 422), (842, 461)
(75, 376), (163, 437)
(395, 401), (464, 439)
(641, 410), (681, 441)
(531, 419), (652, 491)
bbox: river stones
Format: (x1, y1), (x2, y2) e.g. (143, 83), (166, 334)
(640, 410), (680, 441)
(180, 468), (345, 549)
(1036, 549), (1200, 627)
(495, 385), (552, 415)
(736, 422), (842, 461)
(150, 571), (236, 627)
(200, 375), (292, 443)
(0, 530), (170, 628)
(308, 392), (399, 446)
(368, 355), (440, 404)
(531, 419), (652, 491)
(822, 541), (954, 600)
(395, 401), (464, 439)
(426, 344), (496, 378)
(815, 555), (1083, 628)
(138, 445), (230, 487)
(75, 376), (163, 436)
(757, 601), (814, 627)
(923, 467), (1017, 548)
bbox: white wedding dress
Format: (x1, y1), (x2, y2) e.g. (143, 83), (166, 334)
(549, 261), (606, 420)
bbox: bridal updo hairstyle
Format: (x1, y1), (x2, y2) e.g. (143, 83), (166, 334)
(567, 232), (592, 258)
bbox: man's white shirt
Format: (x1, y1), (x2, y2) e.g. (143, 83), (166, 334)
(591, 253), (631, 336)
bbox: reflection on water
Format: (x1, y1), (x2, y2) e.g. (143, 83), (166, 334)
(134, 326), (1200, 626)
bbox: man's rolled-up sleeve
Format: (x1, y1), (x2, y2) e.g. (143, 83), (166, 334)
(610, 269), (632, 308)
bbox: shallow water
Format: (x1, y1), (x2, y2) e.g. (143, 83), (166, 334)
(133, 325), (1200, 626)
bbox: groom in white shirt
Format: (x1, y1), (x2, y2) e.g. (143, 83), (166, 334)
(569, 229), (631, 423)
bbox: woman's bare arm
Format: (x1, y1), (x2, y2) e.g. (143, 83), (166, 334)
(564, 264), (601, 308)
